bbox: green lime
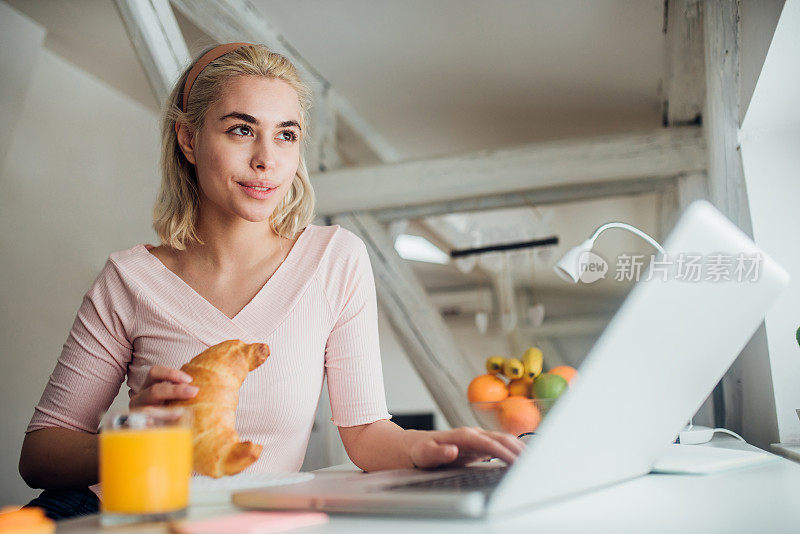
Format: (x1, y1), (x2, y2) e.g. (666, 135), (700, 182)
(532, 373), (568, 399)
(796, 325), (800, 348)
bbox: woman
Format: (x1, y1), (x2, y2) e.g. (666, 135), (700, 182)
(19, 43), (523, 520)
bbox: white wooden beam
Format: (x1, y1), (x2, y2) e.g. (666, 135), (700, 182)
(429, 287), (494, 315)
(314, 87), (342, 172)
(656, 181), (679, 242)
(703, 0), (753, 236)
(113, 0), (191, 105)
(703, 0), (771, 444)
(676, 172), (708, 210)
(521, 315), (611, 340)
(665, 0), (705, 125)
(443, 314), (610, 338)
(168, 0), (323, 89)
(374, 175), (675, 222)
(167, 0), (399, 169)
(664, 0), (709, 236)
(332, 213), (480, 429)
(313, 127), (706, 217)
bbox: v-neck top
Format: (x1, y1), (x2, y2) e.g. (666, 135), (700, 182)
(26, 224), (391, 476)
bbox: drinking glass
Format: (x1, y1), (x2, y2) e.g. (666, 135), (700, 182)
(99, 406), (192, 526)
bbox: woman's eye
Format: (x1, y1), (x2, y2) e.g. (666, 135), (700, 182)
(229, 124), (252, 137)
(277, 130), (298, 143)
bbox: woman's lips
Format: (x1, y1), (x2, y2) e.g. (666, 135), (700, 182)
(238, 182), (276, 200)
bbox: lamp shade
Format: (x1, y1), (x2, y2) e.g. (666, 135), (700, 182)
(553, 238), (595, 283)
(553, 222), (664, 284)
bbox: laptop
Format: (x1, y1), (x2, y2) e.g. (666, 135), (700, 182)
(233, 200), (789, 518)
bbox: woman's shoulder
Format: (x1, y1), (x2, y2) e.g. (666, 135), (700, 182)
(96, 243), (161, 290)
(304, 223), (364, 252)
(304, 224), (371, 293)
(76, 244), (154, 307)
(107, 242), (153, 265)
(302, 224), (368, 273)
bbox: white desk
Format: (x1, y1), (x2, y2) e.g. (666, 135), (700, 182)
(57, 437), (800, 533)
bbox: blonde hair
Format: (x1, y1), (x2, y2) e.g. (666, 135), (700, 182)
(154, 44), (315, 250)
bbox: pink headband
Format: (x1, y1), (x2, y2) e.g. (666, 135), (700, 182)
(175, 42), (253, 136)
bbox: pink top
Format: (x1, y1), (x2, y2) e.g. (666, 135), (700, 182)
(26, 224), (391, 475)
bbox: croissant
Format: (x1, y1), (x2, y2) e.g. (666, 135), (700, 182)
(168, 339), (269, 478)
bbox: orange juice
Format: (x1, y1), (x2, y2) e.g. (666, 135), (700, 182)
(99, 426), (192, 514)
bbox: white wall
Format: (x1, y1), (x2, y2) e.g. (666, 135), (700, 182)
(0, 40), (162, 508)
(739, 0), (786, 123)
(0, 2), (44, 168)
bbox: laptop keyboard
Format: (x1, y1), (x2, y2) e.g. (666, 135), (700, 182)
(384, 466), (508, 492)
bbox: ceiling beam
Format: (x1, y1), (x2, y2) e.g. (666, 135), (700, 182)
(168, 0), (400, 169)
(114, 0), (191, 104)
(664, 0), (705, 126)
(376, 175), (676, 223)
(521, 315), (611, 340)
(314, 126), (707, 217)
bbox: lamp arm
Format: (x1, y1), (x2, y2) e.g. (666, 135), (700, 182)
(589, 222), (666, 255)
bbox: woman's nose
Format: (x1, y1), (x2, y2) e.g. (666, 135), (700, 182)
(251, 141), (276, 172)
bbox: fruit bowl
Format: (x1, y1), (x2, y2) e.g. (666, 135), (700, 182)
(470, 397), (557, 438)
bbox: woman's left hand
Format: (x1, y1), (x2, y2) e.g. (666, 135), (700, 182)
(407, 427), (525, 469)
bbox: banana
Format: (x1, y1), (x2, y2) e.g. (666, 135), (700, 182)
(522, 347), (544, 383)
(502, 358), (525, 380)
(485, 356), (505, 375)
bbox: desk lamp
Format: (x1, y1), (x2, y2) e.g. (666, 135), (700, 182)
(553, 222), (666, 283)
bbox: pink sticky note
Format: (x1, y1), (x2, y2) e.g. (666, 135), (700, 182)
(169, 511), (329, 534)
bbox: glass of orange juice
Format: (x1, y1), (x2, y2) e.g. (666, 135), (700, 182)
(99, 406), (192, 526)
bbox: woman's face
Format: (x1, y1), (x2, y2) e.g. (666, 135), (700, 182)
(180, 75), (302, 226)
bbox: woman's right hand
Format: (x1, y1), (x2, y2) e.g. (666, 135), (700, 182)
(129, 365), (199, 409)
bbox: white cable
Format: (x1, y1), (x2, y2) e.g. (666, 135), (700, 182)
(589, 222), (667, 255)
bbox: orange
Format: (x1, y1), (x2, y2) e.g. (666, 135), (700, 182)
(549, 365), (577, 384)
(467, 374), (509, 402)
(498, 396), (541, 436)
(507, 378), (531, 398)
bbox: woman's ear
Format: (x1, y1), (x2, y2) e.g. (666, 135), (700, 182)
(176, 122), (197, 165)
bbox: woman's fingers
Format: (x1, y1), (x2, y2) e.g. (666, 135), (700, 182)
(445, 427), (519, 465)
(131, 366), (196, 409)
(485, 430), (526, 456)
(130, 382), (198, 408)
(142, 365), (193, 389)
(412, 440), (459, 468)
(410, 427), (527, 469)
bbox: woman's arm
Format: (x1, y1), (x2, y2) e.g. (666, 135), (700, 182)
(19, 428), (98, 489)
(21, 258), (197, 489)
(325, 238), (524, 471)
(338, 419), (525, 472)
(20, 365), (197, 490)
